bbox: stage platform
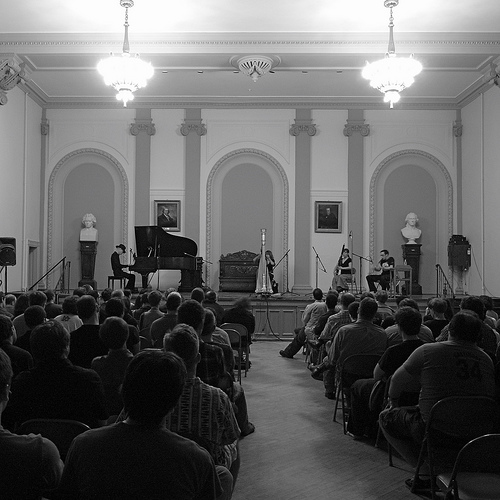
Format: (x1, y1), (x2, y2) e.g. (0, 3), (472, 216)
(216, 292), (451, 340)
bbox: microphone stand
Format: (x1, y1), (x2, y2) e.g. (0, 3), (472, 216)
(312, 246), (327, 290)
(274, 249), (298, 296)
(352, 252), (372, 295)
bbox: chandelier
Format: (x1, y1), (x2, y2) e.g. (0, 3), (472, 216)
(362, 0), (422, 108)
(97, 0), (153, 106)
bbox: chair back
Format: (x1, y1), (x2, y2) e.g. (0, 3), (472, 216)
(225, 328), (242, 351)
(139, 334), (152, 350)
(340, 353), (381, 380)
(436, 434), (500, 499)
(412, 396), (500, 499)
(221, 322), (248, 341)
(223, 328), (242, 383)
(17, 418), (90, 460)
(427, 396), (500, 440)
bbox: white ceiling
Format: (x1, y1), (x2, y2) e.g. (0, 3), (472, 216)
(1, 0), (500, 109)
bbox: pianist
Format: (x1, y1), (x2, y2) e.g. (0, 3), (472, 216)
(111, 244), (136, 292)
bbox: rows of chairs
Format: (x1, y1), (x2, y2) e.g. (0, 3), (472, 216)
(138, 322), (251, 384)
(331, 353), (500, 499)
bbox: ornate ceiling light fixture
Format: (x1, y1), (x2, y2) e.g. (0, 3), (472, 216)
(232, 55), (280, 82)
(97, 0), (153, 106)
(362, 0), (422, 108)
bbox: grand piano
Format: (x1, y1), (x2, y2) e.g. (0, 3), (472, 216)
(129, 226), (203, 292)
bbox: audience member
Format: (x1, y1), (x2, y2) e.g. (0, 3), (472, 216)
(375, 290), (394, 320)
(98, 287), (113, 323)
(203, 290), (225, 326)
(480, 295), (498, 328)
(386, 298), (434, 346)
(423, 297), (449, 339)
(379, 312), (495, 487)
(323, 298), (386, 400)
(60, 350), (224, 499)
(436, 295), (498, 360)
(0, 315), (33, 376)
(104, 298), (140, 355)
(91, 316), (133, 416)
(150, 291), (182, 348)
(309, 293), (356, 398)
(13, 292), (29, 319)
(178, 300), (255, 438)
(138, 290), (163, 332)
(4, 320), (108, 429)
(68, 295), (107, 368)
(13, 291), (47, 338)
(72, 287), (86, 297)
(44, 289), (63, 319)
(202, 309), (235, 375)
(54, 296), (83, 333)
(221, 297), (256, 347)
(14, 305), (47, 354)
(132, 292), (150, 322)
(0, 292), (13, 318)
(190, 287), (205, 304)
(280, 288), (326, 359)
(347, 307), (423, 439)
(4, 294), (16, 316)
(0, 349), (63, 497)
(164, 324), (240, 491)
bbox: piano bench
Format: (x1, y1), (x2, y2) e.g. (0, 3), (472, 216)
(107, 276), (126, 290)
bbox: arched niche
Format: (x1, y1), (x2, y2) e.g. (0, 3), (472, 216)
(48, 148), (128, 289)
(206, 149), (289, 291)
(369, 149), (453, 293)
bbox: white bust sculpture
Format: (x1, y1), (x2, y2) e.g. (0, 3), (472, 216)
(401, 212), (421, 244)
(80, 213), (98, 241)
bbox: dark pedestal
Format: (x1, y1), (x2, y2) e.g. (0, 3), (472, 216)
(402, 244), (422, 295)
(79, 241), (97, 289)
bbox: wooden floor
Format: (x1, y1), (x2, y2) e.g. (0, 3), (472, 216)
(234, 340), (430, 500)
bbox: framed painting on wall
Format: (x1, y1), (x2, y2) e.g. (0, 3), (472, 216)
(315, 201), (342, 233)
(154, 200), (180, 232)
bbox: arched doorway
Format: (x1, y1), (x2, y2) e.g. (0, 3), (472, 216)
(369, 150), (453, 294)
(206, 149), (289, 291)
(48, 149), (128, 290)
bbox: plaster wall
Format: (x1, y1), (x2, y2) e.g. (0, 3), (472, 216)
(310, 110), (349, 291)
(462, 86), (500, 296)
(0, 87), (42, 291)
(199, 108), (295, 291)
(44, 108), (136, 290)
(363, 109), (456, 294)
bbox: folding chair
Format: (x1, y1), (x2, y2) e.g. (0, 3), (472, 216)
(332, 353), (381, 434)
(221, 323), (250, 377)
(412, 396), (500, 500)
(436, 434), (500, 500)
(139, 335), (152, 350)
(17, 418), (90, 461)
(224, 328), (242, 383)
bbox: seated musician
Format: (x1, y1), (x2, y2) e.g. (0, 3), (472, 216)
(332, 248), (353, 292)
(366, 249), (394, 292)
(111, 244), (136, 291)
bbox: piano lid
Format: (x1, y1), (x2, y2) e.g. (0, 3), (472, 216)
(134, 226), (198, 259)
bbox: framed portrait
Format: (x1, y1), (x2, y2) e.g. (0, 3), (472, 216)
(154, 200), (181, 232)
(315, 201), (342, 233)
